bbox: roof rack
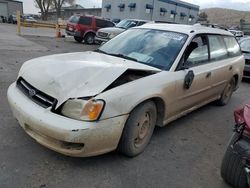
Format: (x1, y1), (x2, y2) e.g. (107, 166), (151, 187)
(195, 23), (228, 31)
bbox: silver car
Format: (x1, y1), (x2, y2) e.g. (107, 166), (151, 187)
(95, 19), (150, 43)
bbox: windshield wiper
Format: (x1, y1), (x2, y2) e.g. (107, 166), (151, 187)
(108, 53), (139, 62)
(95, 49), (108, 54)
(95, 50), (139, 62)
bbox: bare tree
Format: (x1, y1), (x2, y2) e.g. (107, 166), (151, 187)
(52, 0), (75, 19)
(34, 0), (52, 20)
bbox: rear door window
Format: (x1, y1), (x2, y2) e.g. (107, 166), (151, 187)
(208, 35), (228, 61)
(223, 36), (241, 57)
(79, 17), (92, 25)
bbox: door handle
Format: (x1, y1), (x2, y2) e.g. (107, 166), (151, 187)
(206, 72), (212, 78)
(229, 66), (233, 71)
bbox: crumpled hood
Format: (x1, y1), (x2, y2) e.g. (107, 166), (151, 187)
(19, 51), (160, 107)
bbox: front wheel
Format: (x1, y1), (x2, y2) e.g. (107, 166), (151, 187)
(216, 77), (236, 106)
(118, 101), (157, 157)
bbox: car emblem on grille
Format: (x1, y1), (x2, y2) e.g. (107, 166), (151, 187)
(29, 89), (36, 97)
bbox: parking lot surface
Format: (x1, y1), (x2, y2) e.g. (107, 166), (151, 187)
(0, 23), (250, 188)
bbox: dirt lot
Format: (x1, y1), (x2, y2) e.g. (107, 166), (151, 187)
(0, 24), (250, 188)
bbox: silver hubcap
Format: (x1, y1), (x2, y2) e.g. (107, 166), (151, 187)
(135, 112), (150, 148)
(87, 36), (94, 44)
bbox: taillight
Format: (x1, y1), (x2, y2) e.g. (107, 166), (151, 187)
(234, 102), (250, 135)
(234, 106), (245, 124)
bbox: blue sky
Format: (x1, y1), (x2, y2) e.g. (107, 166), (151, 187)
(20, 0), (250, 14)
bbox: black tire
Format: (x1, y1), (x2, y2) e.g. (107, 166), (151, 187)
(217, 77), (236, 106)
(118, 101), (157, 157)
(84, 33), (95, 45)
(221, 139), (248, 188)
(74, 36), (83, 43)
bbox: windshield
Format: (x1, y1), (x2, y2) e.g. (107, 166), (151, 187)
(98, 28), (188, 70)
(240, 39), (250, 52)
(116, 20), (138, 29)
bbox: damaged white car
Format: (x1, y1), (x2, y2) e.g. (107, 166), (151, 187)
(8, 24), (244, 157)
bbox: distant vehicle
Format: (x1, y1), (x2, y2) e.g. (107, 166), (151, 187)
(229, 29), (244, 39)
(112, 18), (121, 24)
(23, 16), (37, 23)
(66, 15), (115, 44)
(239, 37), (250, 79)
(8, 15), (17, 24)
(95, 19), (150, 43)
(0, 16), (7, 23)
(221, 101), (250, 188)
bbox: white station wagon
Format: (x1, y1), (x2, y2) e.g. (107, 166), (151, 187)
(8, 24), (244, 157)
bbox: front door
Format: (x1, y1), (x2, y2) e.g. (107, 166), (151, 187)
(167, 35), (215, 119)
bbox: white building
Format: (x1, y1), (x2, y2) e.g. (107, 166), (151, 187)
(102, 0), (199, 25)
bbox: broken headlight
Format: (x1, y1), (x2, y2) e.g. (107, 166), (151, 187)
(61, 99), (105, 121)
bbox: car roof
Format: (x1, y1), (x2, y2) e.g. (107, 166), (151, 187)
(138, 23), (234, 36)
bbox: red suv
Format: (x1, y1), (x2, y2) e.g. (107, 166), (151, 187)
(66, 15), (115, 44)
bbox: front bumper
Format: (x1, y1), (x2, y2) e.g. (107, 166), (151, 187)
(7, 83), (128, 157)
(65, 30), (82, 37)
(95, 36), (110, 43)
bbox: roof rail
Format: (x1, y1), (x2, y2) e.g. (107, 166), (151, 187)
(196, 23), (228, 31)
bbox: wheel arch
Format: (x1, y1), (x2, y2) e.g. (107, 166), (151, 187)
(128, 97), (166, 127)
(83, 31), (96, 38)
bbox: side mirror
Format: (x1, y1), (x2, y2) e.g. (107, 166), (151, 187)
(184, 70), (195, 89)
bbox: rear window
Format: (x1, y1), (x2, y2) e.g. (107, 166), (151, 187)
(69, 16), (79, 23)
(79, 17), (92, 25)
(223, 36), (241, 57)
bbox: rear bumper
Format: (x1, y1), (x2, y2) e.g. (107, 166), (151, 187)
(7, 83), (128, 157)
(65, 30), (82, 37)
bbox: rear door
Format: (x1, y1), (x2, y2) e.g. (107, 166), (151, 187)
(206, 35), (230, 97)
(78, 16), (92, 32)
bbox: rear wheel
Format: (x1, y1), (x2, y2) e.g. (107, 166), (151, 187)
(221, 143), (248, 188)
(74, 36), (83, 43)
(84, 33), (95, 45)
(118, 101), (157, 157)
(217, 77), (236, 106)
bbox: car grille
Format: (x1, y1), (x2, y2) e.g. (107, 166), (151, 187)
(97, 32), (109, 38)
(246, 59), (250, 65)
(16, 77), (57, 108)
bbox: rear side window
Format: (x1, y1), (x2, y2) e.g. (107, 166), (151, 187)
(79, 17), (92, 25)
(208, 35), (228, 61)
(69, 16), (79, 23)
(223, 36), (241, 57)
(96, 19), (114, 28)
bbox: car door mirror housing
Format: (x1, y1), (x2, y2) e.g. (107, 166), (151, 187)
(184, 70), (195, 89)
